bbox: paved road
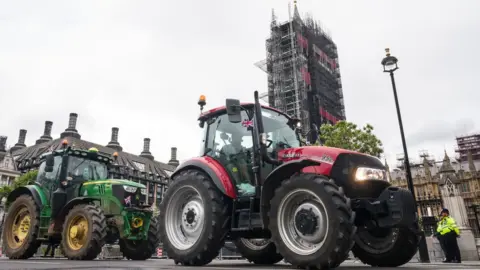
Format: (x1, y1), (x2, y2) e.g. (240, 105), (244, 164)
(0, 258), (479, 270)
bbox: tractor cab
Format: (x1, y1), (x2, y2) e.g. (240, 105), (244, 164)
(36, 139), (114, 218)
(198, 97), (304, 196)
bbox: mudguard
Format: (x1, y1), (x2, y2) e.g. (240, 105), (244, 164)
(260, 158), (321, 225)
(57, 197), (100, 219)
(6, 185), (46, 209)
(171, 157), (236, 198)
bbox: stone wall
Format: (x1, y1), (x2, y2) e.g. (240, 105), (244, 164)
(408, 236), (480, 262)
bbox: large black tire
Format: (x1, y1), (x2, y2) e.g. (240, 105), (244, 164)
(268, 174), (356, 269)
(159, 169), (230, 266)
(60, 204), (107, 260)
(120, 216), (160, 260)
(351, 227), (419, 267)
(233, 238), (283, 265)
(2, 195), (41, 259)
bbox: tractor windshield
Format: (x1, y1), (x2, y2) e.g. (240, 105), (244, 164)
(261, 108), (301, 151)
(67, 156), (108, 181)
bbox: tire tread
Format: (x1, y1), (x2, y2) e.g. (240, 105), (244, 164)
(268, 174), (356, 269)
(3, 195), (42, 259)
(351, 227), (419, 267)
(159, 169), (230, 266)
(120, 216), (160, 260)
(61, 204), (107, 260)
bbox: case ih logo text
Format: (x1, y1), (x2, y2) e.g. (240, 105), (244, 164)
(282, 152), (301, 159)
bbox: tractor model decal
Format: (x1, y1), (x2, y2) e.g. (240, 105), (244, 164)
(319, 154), (334, 164)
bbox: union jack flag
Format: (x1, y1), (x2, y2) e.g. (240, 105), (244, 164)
(124, 196), (131, 205)
(242, 119), (253, 128)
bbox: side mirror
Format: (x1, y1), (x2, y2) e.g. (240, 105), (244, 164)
(226, 98), (242, 123)
(45, 154), (54, 172)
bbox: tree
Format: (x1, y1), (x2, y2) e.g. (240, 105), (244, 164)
(13, 170), (38, 190)
(318, 120), (384, 157)
(0, 170), (38, 244)
(0, 170), (38, 202)
(0, 185), (12, 202)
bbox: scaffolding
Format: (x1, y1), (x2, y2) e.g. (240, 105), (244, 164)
(264, 2), (345, 140)
(455, 133), (480, 162)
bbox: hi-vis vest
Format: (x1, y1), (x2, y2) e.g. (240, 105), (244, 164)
(437, 216), (460, 236)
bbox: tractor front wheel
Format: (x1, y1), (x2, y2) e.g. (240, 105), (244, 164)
(120, 217), (160, 260)
(2, 195), (41, 259)
(233, 238), (283, 265)
(268, 174), (355, 269)
(159, 169), (230, 266)
(351, 227), (419, 267)
(61, 204), (107, 260)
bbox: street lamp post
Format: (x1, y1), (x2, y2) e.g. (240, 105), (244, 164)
(382, 48), (430, 263)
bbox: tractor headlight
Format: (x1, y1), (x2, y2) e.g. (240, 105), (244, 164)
(355, 167), (386, 181)
(123, 185), (137, 193)
(140, 188), (147, 196)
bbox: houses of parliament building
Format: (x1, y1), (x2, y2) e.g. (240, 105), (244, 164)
(389, 134), (480, 236)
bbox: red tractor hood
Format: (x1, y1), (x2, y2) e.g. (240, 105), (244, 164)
(277, 146), (374, 176)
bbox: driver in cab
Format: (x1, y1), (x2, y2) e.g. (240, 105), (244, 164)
(220, 132), (254, 196)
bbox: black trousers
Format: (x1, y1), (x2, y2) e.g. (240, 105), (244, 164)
(437, 234), (447, 257)
(442, 231), (461, 262)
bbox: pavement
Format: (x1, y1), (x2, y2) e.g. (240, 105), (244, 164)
(0, 258), (480, 270)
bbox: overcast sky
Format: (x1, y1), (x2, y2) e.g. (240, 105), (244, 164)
(1, 0), (479, 169)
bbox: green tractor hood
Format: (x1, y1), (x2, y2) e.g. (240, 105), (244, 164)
(83, 179), (146, 188)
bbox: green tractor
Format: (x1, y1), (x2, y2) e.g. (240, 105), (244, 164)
(1, 139), (159, 260)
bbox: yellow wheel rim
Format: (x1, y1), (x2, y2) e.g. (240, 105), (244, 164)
(66, 215), (89, 251)
(6, 206), (31, 249)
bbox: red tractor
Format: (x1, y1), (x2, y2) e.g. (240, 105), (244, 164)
(158, 91), (420, 269)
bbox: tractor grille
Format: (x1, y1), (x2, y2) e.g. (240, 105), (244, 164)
(112, 185), (147, 207)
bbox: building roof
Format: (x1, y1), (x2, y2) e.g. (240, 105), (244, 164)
(7, 112), (178, 179)
(12, 136), (176, 177)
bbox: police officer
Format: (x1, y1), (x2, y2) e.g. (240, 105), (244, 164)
(436, 208), (461, 263)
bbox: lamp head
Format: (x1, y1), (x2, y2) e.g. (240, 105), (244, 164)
(381, 48), (399, 73)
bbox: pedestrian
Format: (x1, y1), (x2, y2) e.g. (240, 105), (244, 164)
(436, 208), (461, 263)
(434, 217), (447, 260)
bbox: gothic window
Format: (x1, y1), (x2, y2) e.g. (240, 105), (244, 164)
(446, 179), (455, 196)
(462, 182), (470, 193)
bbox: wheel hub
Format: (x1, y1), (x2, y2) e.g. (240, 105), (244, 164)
(186, 210), (196, 224)
(294, 208), (318, 235)
(69, 225), (85, 239)
(7, 207), (31, 249)
(165, 185), (206, 251)
(277, 190), (329, 256)
(66, 216), (88, 251)
(182, 201), (203, 231)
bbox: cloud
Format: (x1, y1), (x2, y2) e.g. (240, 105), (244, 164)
(0, 0), (478, 168)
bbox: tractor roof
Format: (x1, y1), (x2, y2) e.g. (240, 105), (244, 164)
(198, 103), (290, 121)
(39, 147), (114, 164)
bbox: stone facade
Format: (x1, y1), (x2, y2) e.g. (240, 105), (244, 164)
(389, 150), (480, 236)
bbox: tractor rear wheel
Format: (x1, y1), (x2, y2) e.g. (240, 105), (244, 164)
(61, 204), (107, 260)
(2, 195), (41, 259)
(233, 238), (283, 265)
(351, 227), (419, 267)
(120, 217), (160, 260)
(268, 174), (356, 269)
(159, 169), (230, 266)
